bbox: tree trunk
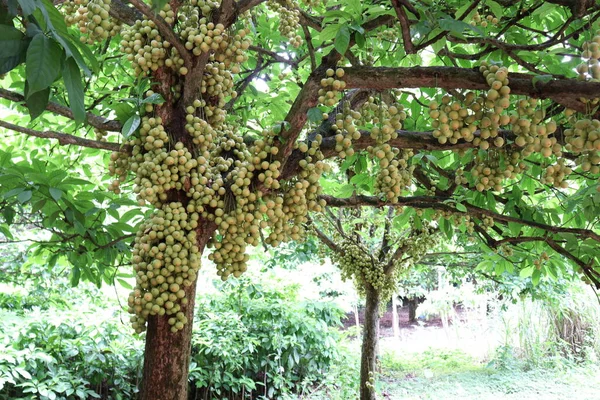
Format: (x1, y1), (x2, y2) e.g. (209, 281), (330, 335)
(408, 298), (418, 323)
(360, 285), (380, 400)
(139, 220), (216, 400)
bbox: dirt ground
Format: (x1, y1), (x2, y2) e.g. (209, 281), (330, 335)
(342, 304), (464, 336)
(341, 303), (497, 360)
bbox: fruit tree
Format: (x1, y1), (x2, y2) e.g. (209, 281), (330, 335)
(1, 0), (600, 399)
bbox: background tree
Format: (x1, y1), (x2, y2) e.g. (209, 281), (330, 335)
(312, 206), (438, 399)
(1, 0), (600, 399)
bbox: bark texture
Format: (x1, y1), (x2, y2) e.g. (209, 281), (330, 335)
(139, 283), (196, 400)
(139, 220), (216, 400)
(360, 285), (380, 400)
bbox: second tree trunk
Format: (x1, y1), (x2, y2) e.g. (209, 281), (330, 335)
(360, 285), (380, 400)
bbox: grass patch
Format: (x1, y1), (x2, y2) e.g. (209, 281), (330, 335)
(380, 348), (481, 378)
(378, 347), (600, 400)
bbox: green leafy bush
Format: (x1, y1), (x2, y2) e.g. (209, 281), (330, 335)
(0, 312), (143, 400)
(0, 273), (346, 400)
(188, 277), (345, 399)
(0, 289), (67, 312)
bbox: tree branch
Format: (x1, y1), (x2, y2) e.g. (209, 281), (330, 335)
(0, 119), (126, 152)
(281, 128), (508, 180)
(391, 0), (415, 54)
(415, 0), (481, 50)
(249, 45), (298, 67)
(225, 56), (266, 112)
(546, 238), (600, 287)
(104, 0), (137, 24)
(341, 66), (600, 112)
(379, 207), (395, 262)
(0, 88), (122, 132)
(319, 194), (600, 243)
(127, 0), (192, 69)
(311, 224), (341, 253)
(302, 24), (317, 71)
(237, 0), (267, 11)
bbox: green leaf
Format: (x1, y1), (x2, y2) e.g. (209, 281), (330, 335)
(71, 266), (81, 286)
(0, 24), (28, 74)
(0, 52), (25, 74)
(532, 2), (555, 17)
(0, 224), (14, 240)
(17, 190), (32, 203)
(307, 107), (323, 124)
(508, 221), (521, 236)
(522, 176), (536, 196)
(15, 368), (31, 380)
(4, 0), (19, 17)
(4, 187), (26, 198)
(319, 24), (339, 42)
(2, 206), (16, 224)
(25, 23), (42, 38)
(346, 0), (362, 18)
(356, 154), (367, 174)
(26, 33), (63, 95)
(117, 278), (132, 290)
(323, 10), (354, 24)
(334, 25), (351, 55)
(476, 260), (492, 271)
(487, 0), (504, 18)
(354, 31), (366, 48)
(31, 199), (46, 213)
(338, 151), (356, 167)
(336, 183), (355, 198)
(454, 2), (473, 18)
(350, 173), (371, 187)
(141, 93), (165, 104)
(531, 268), (541, 285)
(17, 0), (36, 16)
(439, 218), (453, 240)
(454, 203), (467, 212)
(121, 114), (141, 138)
(25, 85), (50, 120)
(494, 261), (505, 276)
(52, 33), (90, 77)
(74, 220), (86, 235)
(49, 187), (63, 201)
(439, 16), (483, 39)
(67, 37), (98, 75)
(111, 102), (135, 123)
(393, 208), (415, 229)
(519, 266), (534, 278)
(40, 0), (69, 35)
(62, 57), (86, 123)
(0, 24), (25, 58)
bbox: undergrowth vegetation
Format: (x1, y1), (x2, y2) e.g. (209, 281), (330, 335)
(188, 278), (345, 399)
(0, 274), (347, 400)
(1, 249), (600, 400)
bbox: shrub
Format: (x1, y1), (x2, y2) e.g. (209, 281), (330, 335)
(0, 289), (67, 312)
(0, 312), (143, 400)
(0, 274), (346, 400)
(188, 277), (345, 399)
